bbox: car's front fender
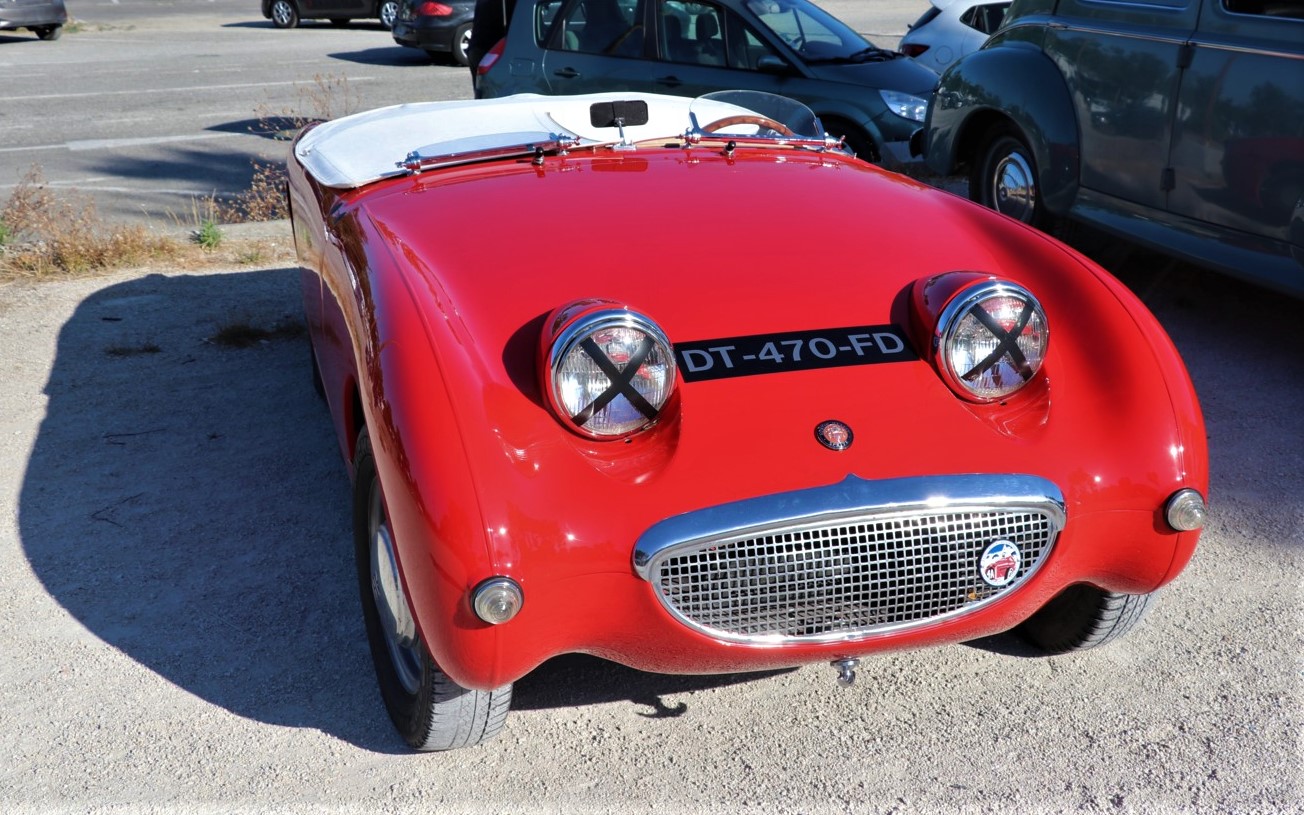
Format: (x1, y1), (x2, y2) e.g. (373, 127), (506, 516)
(925, 41), (1080, 215)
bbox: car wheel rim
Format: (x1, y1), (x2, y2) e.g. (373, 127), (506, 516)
(369, 486), (423, 695)
(460, 27), (472, 59)
(380, 1), (397, 28)
(272, 2), (292, 25)
(991, 150), (1036, 223)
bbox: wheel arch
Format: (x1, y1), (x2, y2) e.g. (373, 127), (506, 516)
(817, 112), (883, 162)
(926, 44), (1081, 215)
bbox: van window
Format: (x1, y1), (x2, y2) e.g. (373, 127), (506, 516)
(1222, 0), (1304, 18)
(550, 0), (646, 56)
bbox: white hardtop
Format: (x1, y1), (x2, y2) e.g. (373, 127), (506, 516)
(294, 92), (704, 190)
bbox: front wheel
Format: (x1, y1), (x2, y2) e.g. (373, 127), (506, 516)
(1018, 584), (1155, 654)
(34, 25), (62, 40)
(451, 22), (473, 66)
(352, 431), (512, 750)
(269, 0), (300, 28)
(970, 124), (1052, 228)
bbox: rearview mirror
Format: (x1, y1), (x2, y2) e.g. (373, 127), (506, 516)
(590, 100), (650, 128)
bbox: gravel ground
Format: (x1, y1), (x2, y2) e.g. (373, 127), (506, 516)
(0, 235), (1301, 814)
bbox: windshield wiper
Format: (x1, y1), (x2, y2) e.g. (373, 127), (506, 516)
(806, 47), (900, 65)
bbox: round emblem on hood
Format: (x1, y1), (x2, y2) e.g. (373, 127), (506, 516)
(814, 420), (853, 451)
(979, 540), (1022, 587)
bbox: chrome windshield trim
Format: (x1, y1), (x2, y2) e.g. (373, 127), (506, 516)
(400, 132), (587, 174)
(633, 473), (1065, 580)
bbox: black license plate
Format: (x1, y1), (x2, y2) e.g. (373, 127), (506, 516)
(674, 324), (917, 383)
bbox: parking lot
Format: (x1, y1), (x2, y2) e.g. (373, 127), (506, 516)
(1, 2), (1301, 813)
(0, 0), (920, 222)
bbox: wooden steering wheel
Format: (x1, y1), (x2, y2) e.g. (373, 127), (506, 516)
(701, 115), (796, 138)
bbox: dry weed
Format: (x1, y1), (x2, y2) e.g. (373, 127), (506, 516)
(213, 159), (288, 224)
(0, 167), (178, 280)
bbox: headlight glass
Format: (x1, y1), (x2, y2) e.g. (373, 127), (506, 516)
(938, 281), (1048, 401)
(879, 90), (929, 123)
(548, 309), (677, 438)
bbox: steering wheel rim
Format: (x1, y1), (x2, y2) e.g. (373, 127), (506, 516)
(702, 114), (796, 138)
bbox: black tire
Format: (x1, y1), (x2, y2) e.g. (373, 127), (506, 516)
(451, 22), (473, 67)
(379, 0), (399, 29)
(352, 430), (512, 751)
(269, 0), (300, 29)
(970, 123), (1054, 229)
(1018, 584), (1154, 654)
(34, 25), (62, 40)
(823, 120), (880, 164)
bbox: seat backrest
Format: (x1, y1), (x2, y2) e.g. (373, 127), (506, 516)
(694, 12), (724, 65)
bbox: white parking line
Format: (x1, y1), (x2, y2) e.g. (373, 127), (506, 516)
(5, 77), (374, 102)
(0, 132), (248, 154)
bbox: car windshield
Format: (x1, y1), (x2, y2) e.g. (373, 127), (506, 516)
(687, 91), (825, 142)
(745, 0), (889, 63)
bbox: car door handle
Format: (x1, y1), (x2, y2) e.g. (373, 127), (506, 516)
(656, 75), (683, 88)
(553, 67), (580, 78)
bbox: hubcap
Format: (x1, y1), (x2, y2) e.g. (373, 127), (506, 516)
(380, 1), (397, 28)
(369, 485), (422, 694)
(991, 150), (1037, 223)
(272, 2), (292, 25)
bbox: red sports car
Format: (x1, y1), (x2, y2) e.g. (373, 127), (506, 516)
(286, 91), (1208, 751)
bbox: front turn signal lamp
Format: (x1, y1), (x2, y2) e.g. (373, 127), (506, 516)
(472, 577), (524, 625)
(542, 301), (678, 439)
(1165, 489), (1207, 532)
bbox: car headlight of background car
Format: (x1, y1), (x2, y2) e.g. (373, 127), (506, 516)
(935, 279), (1049, 402)
(543, 302), (678, 439)
(879, 90), (929, 123)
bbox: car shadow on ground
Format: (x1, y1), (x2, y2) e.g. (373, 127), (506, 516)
(327, 46), (450, 66)
(15, 267), (814, 753)
(222, 21), (389, 31)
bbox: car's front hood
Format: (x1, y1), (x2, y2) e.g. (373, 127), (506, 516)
(804, 55), (939, 97)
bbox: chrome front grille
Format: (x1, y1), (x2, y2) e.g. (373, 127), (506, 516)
(634, 475), (1064, 644)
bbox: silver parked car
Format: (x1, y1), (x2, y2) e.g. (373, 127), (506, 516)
(899, 0), (1010, 73)
(0, 0), (67, 40)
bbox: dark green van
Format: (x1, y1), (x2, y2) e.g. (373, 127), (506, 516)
(924, 0), (1304, 297)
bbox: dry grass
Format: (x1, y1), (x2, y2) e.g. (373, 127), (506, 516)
(212, 159), (289, 224)
(0, 167), (295, 284)
(0, 167), (179, 280)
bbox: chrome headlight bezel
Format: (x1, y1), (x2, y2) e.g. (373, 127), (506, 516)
(544, 305), (678, 440)
(935, 280), (1049, 402)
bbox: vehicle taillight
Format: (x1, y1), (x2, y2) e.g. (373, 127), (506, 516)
(417, 2), (454, 15)
(900, 43), (929, 58)
(477, 38), (505, 75)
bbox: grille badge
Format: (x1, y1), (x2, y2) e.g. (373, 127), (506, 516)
(815, 420), (853, 451)
(979, 540), (1022, 587)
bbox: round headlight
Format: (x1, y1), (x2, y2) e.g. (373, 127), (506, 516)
(546, 308), (677, 439)
(936, 280), (1048, 402)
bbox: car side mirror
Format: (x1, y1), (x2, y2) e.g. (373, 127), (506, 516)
(756, 55), (792, 74)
